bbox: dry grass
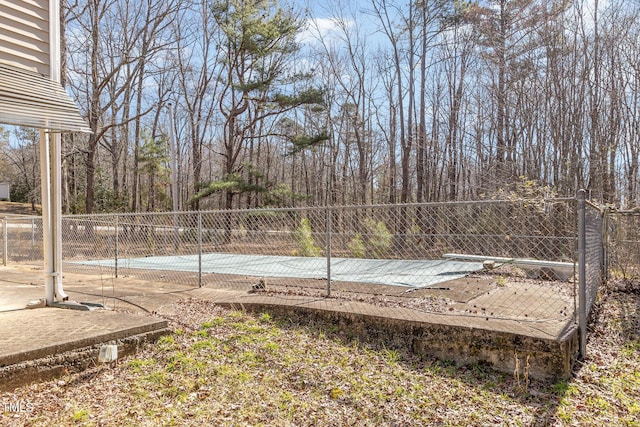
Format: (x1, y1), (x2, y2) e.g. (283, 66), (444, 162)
(1, 282), (639, 427)
(0, 201), (39, 216)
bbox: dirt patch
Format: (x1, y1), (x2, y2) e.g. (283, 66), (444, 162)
(244, 267), (574, 324)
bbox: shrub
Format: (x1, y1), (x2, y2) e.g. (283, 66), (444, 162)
(358, 218), (393, 258)
(364, 218), (393, 258)
(295, 217), (322, 257)
(348, 233), (366, 258)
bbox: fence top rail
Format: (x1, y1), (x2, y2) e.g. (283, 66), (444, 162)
(2, 214), (40, 219)
(58, 197), (578, 220)
(585, 200), (605, 212)
(610, 208), (640, 215)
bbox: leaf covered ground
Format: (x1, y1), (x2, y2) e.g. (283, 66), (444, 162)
(0, 201), (39, 216)
(1, 282), (638, 427)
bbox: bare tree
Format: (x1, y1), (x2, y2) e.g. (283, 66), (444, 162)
(58, 0), (640, 210)
(370, 0), (412, 205)
(3, 128), (41, 210)
(172, 0), (219, 210)
(65, 0), (178, 213)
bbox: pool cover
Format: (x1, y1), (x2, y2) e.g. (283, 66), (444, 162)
(73, 253), (485, 288)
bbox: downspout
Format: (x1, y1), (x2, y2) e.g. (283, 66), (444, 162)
(44, 0), (68, 303)
(39, 130), (55, 304)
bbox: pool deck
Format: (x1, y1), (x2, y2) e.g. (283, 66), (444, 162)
(0, 263), (579, 390)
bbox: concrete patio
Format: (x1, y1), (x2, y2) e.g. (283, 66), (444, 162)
(0, 263), (580, 390)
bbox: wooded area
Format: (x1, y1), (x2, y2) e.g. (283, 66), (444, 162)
(1, 0), (639, 213)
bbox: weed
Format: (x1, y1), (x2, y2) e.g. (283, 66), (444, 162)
(145, 371), (168, 385)
(158, 335), (176, 346)
(200, 320), (214, 329)
(329, 387), (344, 399)
(7, 292), (638, 427)
(155, 339), (177, 353)
(552, 381), (570, 395)
(259, 312), (273, 323)
(190, 340), (216, 352)
(621, 340), (640, 357)
(263, 342), (280, 353)
(193, 330), (209, 338)
(382, 348), (401, 364)
(586, 395), (610, 411)
(128, 359), (154, 373)
(71, 408), (90, 422)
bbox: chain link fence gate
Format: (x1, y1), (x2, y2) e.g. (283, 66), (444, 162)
(2, 195), (608, 358)
(576, 191), (606, 357)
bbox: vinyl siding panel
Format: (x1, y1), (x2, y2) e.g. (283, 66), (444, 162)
(0, 63), (91, 132)
(0, 0), (50, 75)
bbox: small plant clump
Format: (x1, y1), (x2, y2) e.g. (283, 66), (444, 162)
(294, 217), (322, 257)
(348, 218), (394, 258)
(347, 233), (366, 258)
(364, 218), (393, 258)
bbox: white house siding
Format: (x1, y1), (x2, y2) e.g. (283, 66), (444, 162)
(0, 0), (49, 75)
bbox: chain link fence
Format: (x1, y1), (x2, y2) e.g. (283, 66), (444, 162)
(583, 201), (605, 318)
(3, 199), (588, 323)
(605, 208), (640, 285)
(1, 215), (43, 266)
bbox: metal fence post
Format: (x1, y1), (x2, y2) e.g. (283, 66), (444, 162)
(198, 212), (202, 288)
(114, 215), (119, 278)
(577, 189), (587, 359)
(173, 212), (179, 252)
(2, 217), (7, 266)
(326, 206), (332, 297)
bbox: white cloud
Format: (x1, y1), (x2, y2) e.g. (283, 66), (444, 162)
(297, 17), (354, 46)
